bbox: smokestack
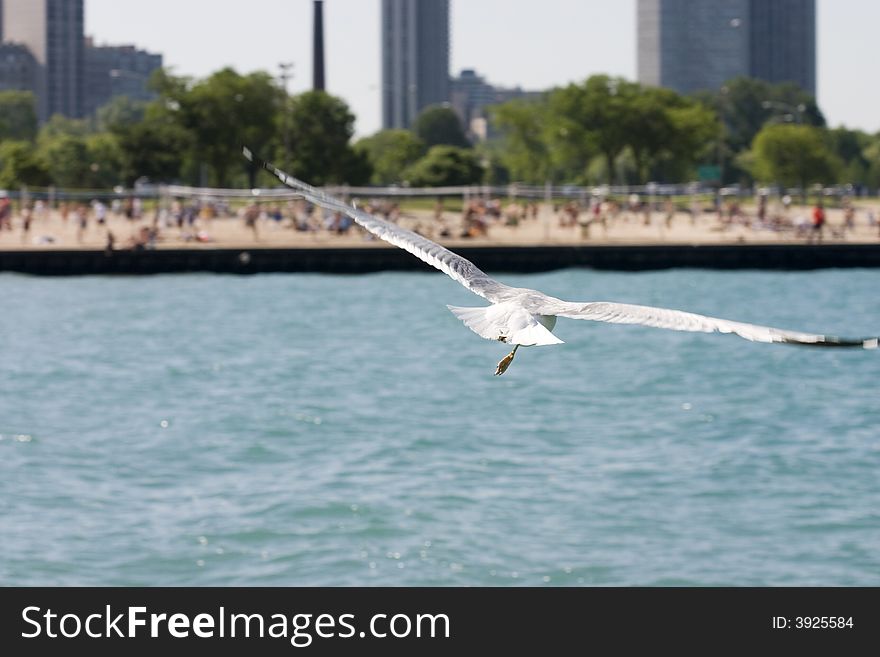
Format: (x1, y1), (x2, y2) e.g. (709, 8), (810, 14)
(313, 0), (325, 91)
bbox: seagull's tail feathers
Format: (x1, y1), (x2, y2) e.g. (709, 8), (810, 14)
(447, 304), (563, 347)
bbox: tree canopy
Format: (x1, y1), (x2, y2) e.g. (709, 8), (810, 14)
(284, 91), (371, 186)
(153, 68), (283, 187)
(0, 91), (38, 142)
(750, 124), (841, 190)
(413, 105), (471, 149)
(491, 75), (719, 184)
(692, 76), (825, 183)
(0, 140), (50, 188)
(355, 129), (426, 185)
(403, 146), (483, 187)
(1, 64), (877, 192)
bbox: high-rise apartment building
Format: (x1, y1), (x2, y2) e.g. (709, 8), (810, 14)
(748, 0), (815, 94)
(2, 0), (85, 120)
(381, 0), (450, 129)
(0, 42), (38, 93)
(84, 39), (163, 116)
(450, 69), (542, 141)
(637, 0), (815, 96)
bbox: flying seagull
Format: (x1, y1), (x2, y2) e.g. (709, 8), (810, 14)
(243, 148), (878, 375)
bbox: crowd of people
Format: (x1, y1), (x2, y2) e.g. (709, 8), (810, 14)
(0, 191), (878, 248)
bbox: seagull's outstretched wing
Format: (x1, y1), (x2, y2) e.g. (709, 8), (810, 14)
(532, 298), (878, 348)
(243, 148), (513, 303)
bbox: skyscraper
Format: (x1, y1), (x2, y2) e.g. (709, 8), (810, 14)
(637, 0), (815, 96)
(83, 39), (163, 116)
(749, 0), (815, 94)
(381, 0), (450, 129)
(2, 0), (85, 121)
(0, 42), (38, 94)
(450, 69), (542, 141)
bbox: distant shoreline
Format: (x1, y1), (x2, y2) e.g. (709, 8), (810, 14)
(3, 242), (880, 275)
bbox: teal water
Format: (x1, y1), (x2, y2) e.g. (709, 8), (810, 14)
(1, 269), (878, 586)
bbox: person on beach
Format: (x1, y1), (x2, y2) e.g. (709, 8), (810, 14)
(21, 203), (32, 243)
(808, 201), (825, 243)
(757, 194), (767, 226)
(75, 204), (88, 244)
(843, 202), (855, 233)
(0, 195), (11, 231)
(664, 198), (675, 230)
(593, 197), (606, 233)
(244, 202), (259, 241)
(93, 200), (107, 226)
(34, 199), (47, 223)
(578, 208), (592, 240)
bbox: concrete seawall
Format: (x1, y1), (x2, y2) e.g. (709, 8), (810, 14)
(2, 243), (880, 275)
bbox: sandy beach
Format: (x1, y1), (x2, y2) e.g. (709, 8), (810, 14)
(1, 201), (878, 251)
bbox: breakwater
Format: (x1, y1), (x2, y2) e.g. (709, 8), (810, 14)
(2, 243), (880, 275)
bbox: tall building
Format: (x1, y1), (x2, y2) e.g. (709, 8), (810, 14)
(0, 42), (38, 93)
(637, 0), (815, 96)
(84, 39), (163, 116)
(381, 0), (450, 129)
(749, 0), (815, 94)
(450, 69), (542, 141)
(2, 0), (85, 120)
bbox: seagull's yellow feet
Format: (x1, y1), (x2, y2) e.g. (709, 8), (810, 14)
(494, 345), (519, 376)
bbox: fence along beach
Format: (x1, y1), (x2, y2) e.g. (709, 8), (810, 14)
(1, 184), (879, 273)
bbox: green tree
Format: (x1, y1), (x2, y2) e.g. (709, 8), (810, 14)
(0, 140), (50, 188)
(109, 102), (191, 184)
(403, 146), (483, 187)
(826, 126), (870, 185)
(475, 141), (511, 185)
(491, 98), (556, 183)
(700, 77), (824, 152)
(413, 105), (470, 149)
(355, 129), (425, 184)
(0, 91), (38, 142)
(39, 114), (91, 139)
(286, 91), (371, 185)
(694, 77), (824, 183)
(548, 76), (639, 184)
(655, 102), (720, 182)
(861, 136), (880, 189)
(624, 86), (674, 182)
(750, 124), (841, 195)
(83, 133), (125, 188)
(36, 132), (90, 188)
(95, 96), (147, 133)
(156, 68), (283, 187)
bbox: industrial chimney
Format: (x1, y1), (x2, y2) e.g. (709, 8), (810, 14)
(313, 0), (325, 91)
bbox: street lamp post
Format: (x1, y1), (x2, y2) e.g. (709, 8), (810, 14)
(761, 100), (807, 124)
(761, 100), (810, 202)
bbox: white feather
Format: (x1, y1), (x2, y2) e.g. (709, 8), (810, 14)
(448, 303), (563, 346)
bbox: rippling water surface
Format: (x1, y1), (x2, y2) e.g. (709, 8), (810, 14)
(1, 268), (878, 586)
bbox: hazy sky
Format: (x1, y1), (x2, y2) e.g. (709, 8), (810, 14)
(86, 0), (878, 137)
